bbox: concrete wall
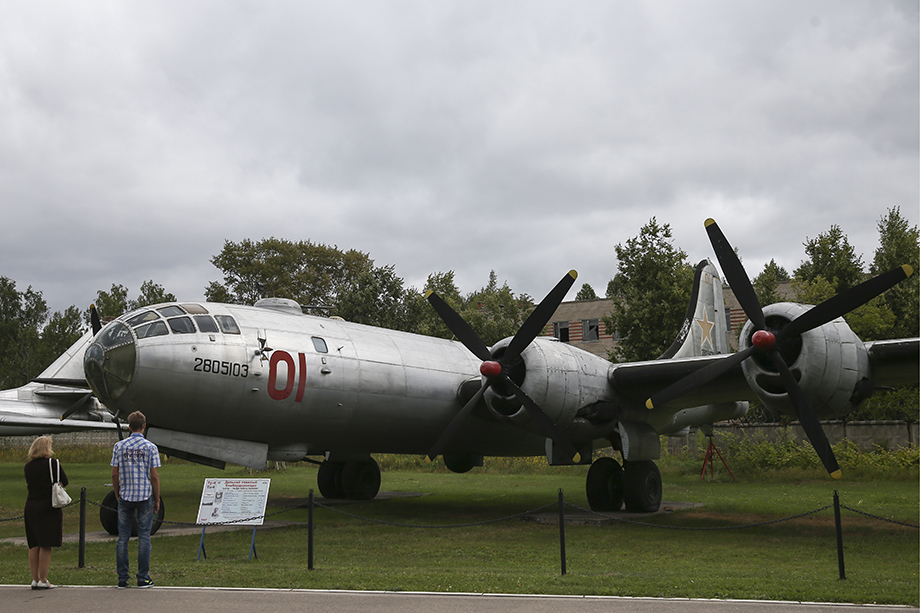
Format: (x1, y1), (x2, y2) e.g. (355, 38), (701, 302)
(665, 421), (918, 455)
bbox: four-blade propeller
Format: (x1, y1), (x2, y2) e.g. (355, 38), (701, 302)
(647, 218), (914, 479)
(426, 271), (581, 463)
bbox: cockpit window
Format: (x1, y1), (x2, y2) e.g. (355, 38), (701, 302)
(215, 315), (241, 334)
(312, 337), (328, 353)
(135, 320), (168, 339)
(158, 305), (186, 317)
(168, 316), (196, 334)
(182, 304), (209, 315)
(126, 311), (160, 327)
(194, 315), (220, 333)
(97, 321), (133, 349)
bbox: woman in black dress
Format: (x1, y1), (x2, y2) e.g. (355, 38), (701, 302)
(24, 435), (68, 589)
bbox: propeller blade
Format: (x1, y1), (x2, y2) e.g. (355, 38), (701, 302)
(646, 347), (756, 410)
(503, 377), (581, 463)
(112, 414), (124, 441)
(90, 304), (102, 336)
(779, 265), (915, 340)
(705, 219), (766, 331)
(504, 270), (578, 363)
(427, 382), (489, 461)
(60, 393), (92, 421)
(768, 350), (841, 478)
(425, 291), (491, 361)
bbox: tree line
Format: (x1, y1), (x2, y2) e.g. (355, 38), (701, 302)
(1, 207), (916, 421)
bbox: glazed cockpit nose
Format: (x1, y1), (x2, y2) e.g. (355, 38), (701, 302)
(84, 321), (136, 405)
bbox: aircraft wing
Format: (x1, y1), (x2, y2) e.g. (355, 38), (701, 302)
(865, 337), (920, 388)
(0, 410), (122, 436)
(609, 355), (757, 410)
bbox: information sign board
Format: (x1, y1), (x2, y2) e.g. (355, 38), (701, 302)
(196, 478), (271, 526)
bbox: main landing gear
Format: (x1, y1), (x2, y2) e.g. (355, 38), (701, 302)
(585, 457), (661, 513)
(317, 457), (381, 500)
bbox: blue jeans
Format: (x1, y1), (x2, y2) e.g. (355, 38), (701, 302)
(116, 498), (153, 583)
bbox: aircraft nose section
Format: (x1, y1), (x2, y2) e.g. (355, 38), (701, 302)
(84, 321), (136, 406)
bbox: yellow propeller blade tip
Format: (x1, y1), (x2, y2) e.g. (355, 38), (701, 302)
(903, 264), (914, 277)
(704, 218), (716, 227)
(830, 469), (842, 480)
(568, 270), (578, 280)
(645, 399), (654, 410)
(424, 290), (434, 299)
(573, 453), (581, 464)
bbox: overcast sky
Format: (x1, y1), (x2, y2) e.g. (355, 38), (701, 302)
(2, 1), (917, 316)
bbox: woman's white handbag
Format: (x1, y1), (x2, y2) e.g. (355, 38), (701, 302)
(49, 459), (71, 508)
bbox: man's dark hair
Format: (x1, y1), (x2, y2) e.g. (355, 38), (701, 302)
(127, 411), (146, 432)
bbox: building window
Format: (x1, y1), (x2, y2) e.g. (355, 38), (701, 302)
(553, 322), (569, 342)
(583, 319), (599, 342)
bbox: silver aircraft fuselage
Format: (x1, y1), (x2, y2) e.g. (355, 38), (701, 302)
(83, 299), (616, 460)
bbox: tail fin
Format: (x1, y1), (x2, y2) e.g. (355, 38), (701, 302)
(659, 260), (729, 359)
(34, 331), (94, 384)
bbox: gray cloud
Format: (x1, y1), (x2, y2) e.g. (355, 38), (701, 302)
(1, 1), (916, 315)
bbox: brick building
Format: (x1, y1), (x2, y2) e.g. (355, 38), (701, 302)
(540, 281), (795, 359)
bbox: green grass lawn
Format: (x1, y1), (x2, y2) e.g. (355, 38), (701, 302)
(0, 458), (916, 605)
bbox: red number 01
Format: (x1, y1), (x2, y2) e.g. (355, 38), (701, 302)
(267, 351), (307, 402)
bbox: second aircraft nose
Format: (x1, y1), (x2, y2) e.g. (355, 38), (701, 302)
(84, 321), (137, 406)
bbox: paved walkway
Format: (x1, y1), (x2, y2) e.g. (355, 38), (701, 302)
(1, 585), (916, 613)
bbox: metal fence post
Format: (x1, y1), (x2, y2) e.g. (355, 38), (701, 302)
(558, 489), (567, 576)
(308, 489), (315, 571)
(833, 490), (846, 580)
(78, 487), (86, 568)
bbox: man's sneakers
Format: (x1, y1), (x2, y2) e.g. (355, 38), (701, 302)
(116, 578), (154, 589)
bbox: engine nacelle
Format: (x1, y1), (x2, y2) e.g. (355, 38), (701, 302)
(481, 337), (613, 438)
(739, 303), (870, 420)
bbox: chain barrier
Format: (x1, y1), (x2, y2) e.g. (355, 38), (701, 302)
(839, 504), (920, 529)
(313, 500), (558, 529)
(1, 494), (917, 531)
(565, 501), (834, 530)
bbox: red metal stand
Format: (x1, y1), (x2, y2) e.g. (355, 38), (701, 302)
(700, 437), (735, 480)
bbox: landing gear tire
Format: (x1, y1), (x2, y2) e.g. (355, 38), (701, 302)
(317, 461), (345, 499)
(100, 491), (165, 536)
(623, 460), (662, 513)
(342, 458), (381, 500)
(585, 457), (624, 512)
(443, 454), (477, 474)
(317, 459), (381, 500)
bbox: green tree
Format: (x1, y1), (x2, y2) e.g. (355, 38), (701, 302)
(575, 283), (598, 301)
(206, 238), (375, 307)
(603, 218), (693, 362)
(132, 280), (176, 310)
(459, 270), (533, 347)
(753, 259), (790, 306)
(0, 278), (84, 388)
(794, 225), (864, 294)
(334, 264), (408, 330)
(870, 207), (919, 338)
(792, 276), (895, 341)
(90, 283), (129, 320)
(406, 271), (464, 339)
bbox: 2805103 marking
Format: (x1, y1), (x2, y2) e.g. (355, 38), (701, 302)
(193, 358), (249, 377)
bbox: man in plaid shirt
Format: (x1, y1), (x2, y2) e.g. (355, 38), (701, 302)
(111, 411), (161, 589)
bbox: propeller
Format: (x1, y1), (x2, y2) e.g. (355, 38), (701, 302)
(60, 393), (93, 421)
(90, 304), (102, 336)
(426, 271), (581, 463)
(646, 218), (914, 480)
